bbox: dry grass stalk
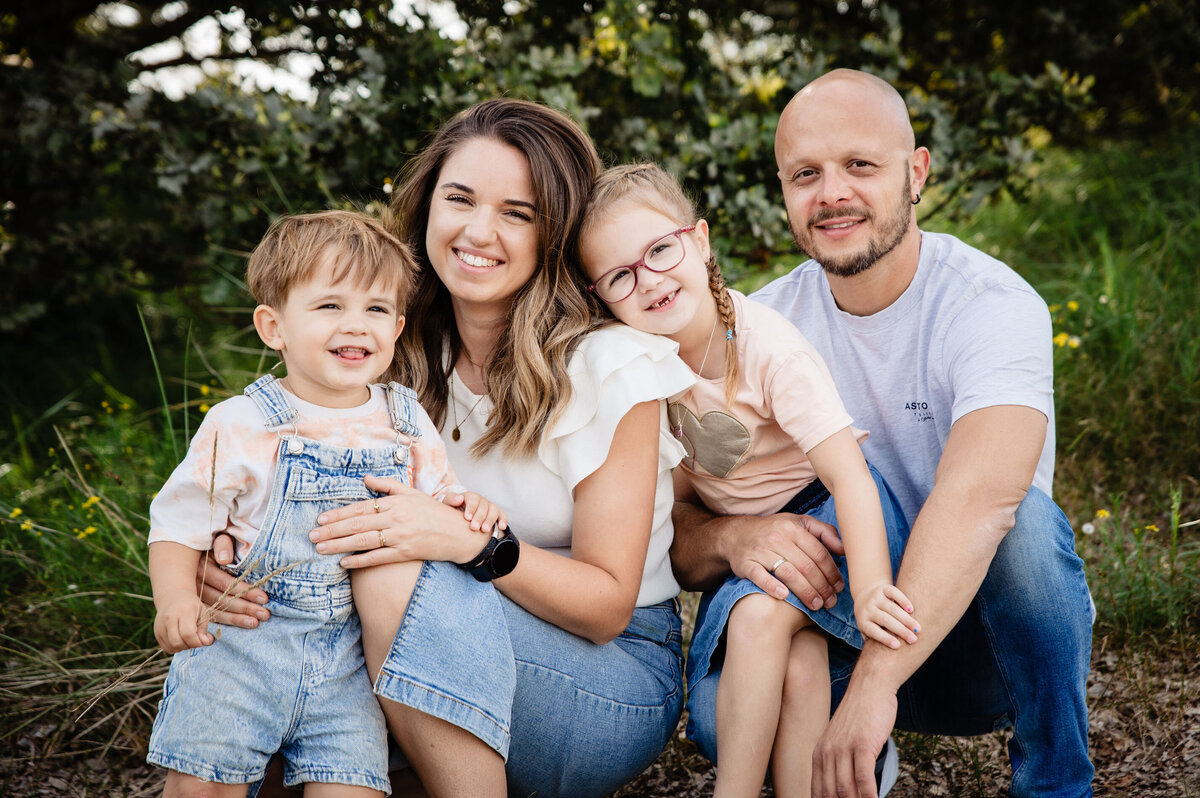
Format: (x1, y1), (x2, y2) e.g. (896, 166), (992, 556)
(73, 556), (299, 723)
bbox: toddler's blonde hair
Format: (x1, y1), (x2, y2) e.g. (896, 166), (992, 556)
(247, 210), (416, 311)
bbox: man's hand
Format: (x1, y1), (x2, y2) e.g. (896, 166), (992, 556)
(733, 512), (848, 608)
(812, 668), (898, 798)
(672, 499), (846, 610)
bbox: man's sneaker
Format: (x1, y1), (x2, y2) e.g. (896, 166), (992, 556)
(874, 735), (899, 797)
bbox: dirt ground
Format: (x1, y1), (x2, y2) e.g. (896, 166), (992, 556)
(2, 634), (1196, 797)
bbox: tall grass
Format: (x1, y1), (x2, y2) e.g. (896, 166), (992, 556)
(1, 137), (1198, 763)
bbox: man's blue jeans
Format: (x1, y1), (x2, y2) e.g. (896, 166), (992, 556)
(687, 487), (1095, 797)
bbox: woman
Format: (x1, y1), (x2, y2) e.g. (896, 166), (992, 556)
(200, 98), (693, 797)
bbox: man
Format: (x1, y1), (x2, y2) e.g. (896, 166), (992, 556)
(672, 69), (1094, 798)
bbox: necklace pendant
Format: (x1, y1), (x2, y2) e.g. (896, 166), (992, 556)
(452, 427), (461, 442)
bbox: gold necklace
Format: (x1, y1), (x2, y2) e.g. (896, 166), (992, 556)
(695, 315), (719, 378)
(449, 373), (487, 442)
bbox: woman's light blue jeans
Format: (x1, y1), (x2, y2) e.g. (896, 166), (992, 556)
(686, 487), (1094, 798)
(375, 560), (683, 798)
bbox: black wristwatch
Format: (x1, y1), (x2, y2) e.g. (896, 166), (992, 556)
(461, 527), (520, 582)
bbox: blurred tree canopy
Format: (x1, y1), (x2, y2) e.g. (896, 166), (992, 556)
(1, 0), (1196, 413)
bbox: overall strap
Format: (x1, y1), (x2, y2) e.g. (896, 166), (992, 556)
(384, 382), (424, 439)
(243, 374), (298, 429)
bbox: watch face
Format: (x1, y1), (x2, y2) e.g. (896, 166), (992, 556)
(489, 537), (520, 577)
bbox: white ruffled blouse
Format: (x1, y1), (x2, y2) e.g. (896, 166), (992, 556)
(444, 324), (694, 606)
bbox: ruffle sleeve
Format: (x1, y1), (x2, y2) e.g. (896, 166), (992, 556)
(538, 325), (695, 494)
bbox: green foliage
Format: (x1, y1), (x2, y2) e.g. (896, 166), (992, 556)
(0, 1), (1113, 452)
(2, 0), (1098, 343)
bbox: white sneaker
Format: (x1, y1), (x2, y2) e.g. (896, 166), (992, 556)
(874, 735), (899, 797)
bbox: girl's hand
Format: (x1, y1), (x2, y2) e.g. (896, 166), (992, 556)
(854, 582), (920, 649)
(310, 475), (491, 569)
(154, 589), (214, 654)
(442, 490), (509, 534)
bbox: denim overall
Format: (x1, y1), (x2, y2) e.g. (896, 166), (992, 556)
(147, 375), (422, 793)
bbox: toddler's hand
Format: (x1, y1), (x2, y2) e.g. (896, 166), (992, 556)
(854, 582), (919, 649)
(443, 491), (509, 534)
(154, 589), (215, 654)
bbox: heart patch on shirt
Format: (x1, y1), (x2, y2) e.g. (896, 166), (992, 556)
(667, 402), (752, 478)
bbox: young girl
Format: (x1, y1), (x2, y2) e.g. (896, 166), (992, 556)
(146, 210), (503, 797)
(577, 164), (919, 798)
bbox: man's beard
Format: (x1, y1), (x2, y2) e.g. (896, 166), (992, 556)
(788, 178), (913, 278)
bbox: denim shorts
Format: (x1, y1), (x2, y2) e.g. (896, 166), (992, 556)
(376, 560), (684, 798)
(684, 464), (910, 760)
(146, 587), (390, 793)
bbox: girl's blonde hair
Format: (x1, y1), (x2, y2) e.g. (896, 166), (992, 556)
(385, 98), (604, 458)
(580, 163), (739, 407)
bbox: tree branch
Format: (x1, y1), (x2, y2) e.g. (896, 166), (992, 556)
(132, 44), (316, 73)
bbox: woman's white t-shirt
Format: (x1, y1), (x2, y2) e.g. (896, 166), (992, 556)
(443, 325), (694, 607)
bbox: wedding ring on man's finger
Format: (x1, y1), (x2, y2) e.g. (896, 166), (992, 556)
(373, 499), (381, 513)
(378, 530), (387, 548)
(770, 557), (786, 573)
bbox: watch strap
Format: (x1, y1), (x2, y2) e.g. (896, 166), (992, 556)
(461, 528), (519, 581)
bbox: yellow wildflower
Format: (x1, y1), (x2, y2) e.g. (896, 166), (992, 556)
(1067, 300), (1079, 312)
(20, 520), (33, 532)
(200, 403), (211, 413)
(81, 495), (101, 509)
(1096, 509), (1110, 519)
(1048, 304), (1062, 313)
(1053, 332), (1069, 347)
(741, 71), (786, 104)
(1146, 524), (1159, 533)
(200, 384), (211, 396)
(1067, 336), (1081, 349)
(1023, 125), (1052, 150)
(8, 507), (22, 518)
(77, 525), (97, 539)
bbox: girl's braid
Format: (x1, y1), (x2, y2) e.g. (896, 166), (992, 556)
(706, 254), (739, 408)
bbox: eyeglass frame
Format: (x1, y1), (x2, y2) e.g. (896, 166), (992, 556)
(586, 224), (698, 303)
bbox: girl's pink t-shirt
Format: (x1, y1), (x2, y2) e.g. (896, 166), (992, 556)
(669, 289), (866, 517)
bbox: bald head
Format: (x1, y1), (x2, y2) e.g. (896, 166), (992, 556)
(772, 68), (931, 290)
(776, 69), (915, 165)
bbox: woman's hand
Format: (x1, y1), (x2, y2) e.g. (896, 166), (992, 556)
(194, 541), (272, 628)
(310, 475), (490, 569)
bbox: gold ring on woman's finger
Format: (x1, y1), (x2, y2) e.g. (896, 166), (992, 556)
(373, 499), (381, 513)
(378, 530), (387, 548)
(770, 557), (786, 573)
